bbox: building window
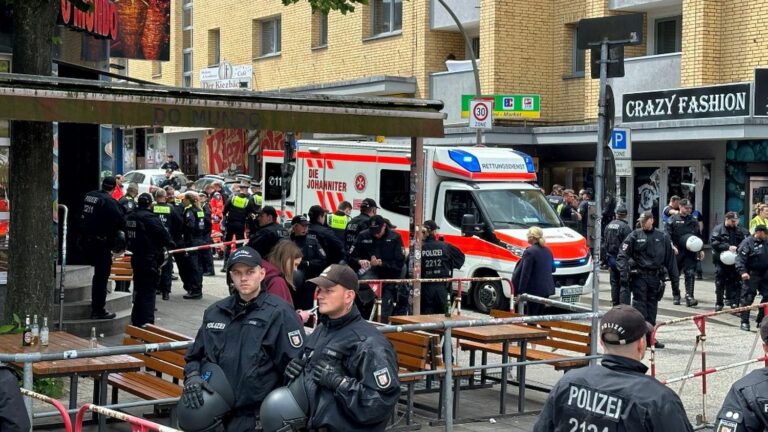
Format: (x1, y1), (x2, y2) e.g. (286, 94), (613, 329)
(151, 61), (162, 77)
(182, 7), (192, 28)
(208, 28), (220, 66)
(259, 16), (281, 57)
(312, 11), (328, 48)
(379, 170), (409, 216)
(182, 0), (193, 86)
(471, 36), (480, 59)
(183, 48), (192, 87)
(571, 27), (585, 77)
(655, 16), (682, 54)
(371, 0), (402, 36)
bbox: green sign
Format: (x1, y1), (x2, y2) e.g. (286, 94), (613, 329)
(461, 94), (541, 119)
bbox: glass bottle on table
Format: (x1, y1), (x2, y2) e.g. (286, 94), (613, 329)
(90, 327), (97, 348)
(31, 314), (39, 346)
(40, 316), (49, 347)
(444, 292), (452, 317)
(21, 315), (32, 347)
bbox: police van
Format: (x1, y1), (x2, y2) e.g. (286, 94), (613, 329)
(263, 140), (591, 313)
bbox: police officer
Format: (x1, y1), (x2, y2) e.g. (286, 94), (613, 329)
(715, 318), (768, 431)
(160, 154), (180, 171)
(420, 220), (465, 314)
(248, 206), (289, 258)
(159, 169), (181, 190)
(283, 264), (400, 431)
(344, 198), (378, 258)
(184, 246), (305, 431)
(711, 211), (749, 311)
(349, 215), (405, 322)
(126, 193), (174, 326)
(603, 205), (632, 306)
(534, 305), (693, 431)
(222, 182), (253, 270)
(80, 176), (125, 320)
(617, 211), (678, 349)
(666, 199), (703, 306)
(179, 192), (206, 300)
(199, 192), (215, 277)
(250, 181), (263, 212)
(290, 215), (327, 311)
(153, 189), (182, 300)
(308, 204), (345, 265)
(546, 184), (564, 211)
(0, 364), (30, 431)
(328, 201), (352, 244)
(119, 182), (139, 214)
(736, 225), (768, 331)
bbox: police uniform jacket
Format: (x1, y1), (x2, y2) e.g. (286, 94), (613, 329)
(182, 205), (207, 247)
(533, 354), (693, 432)
(119, 195), (136, 214)
(348, 228), (405, 279)
(715, 367), (768, 432)
(298, 307), (400, 431)
(291, 233), (327, 276)
(153, 202), (183, 242)
(616, 228), (679, 279)
(328, 211), (350, 244)
(223, 193), (251, 225)
(161, 161), (179, 171)
(202, 203), (213, 237)
(711, 223), (749, 265)
(0, 366), (30, 432)
(603, 218), (632, 257)
(666, 213), (701, 252)
(344, 213), (371, 255)
(126, 208), (173, 264)
(420, 236), (465, 279)
(159, 177), (180, 191)
(309, 221), (345, 265)
(80, 189), (125, 240)
(248, 222), (289, 258)
(184, 291), (305, 411)
(736, 236), (768, 275)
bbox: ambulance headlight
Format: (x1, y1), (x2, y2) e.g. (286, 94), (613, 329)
(504, 243), (525, 257)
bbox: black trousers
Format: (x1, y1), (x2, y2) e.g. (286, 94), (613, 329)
(740, 271), (768, 324)
(131, 264), (160, 327)
(421, 282), (449, 315)
(177, 250), (202, 295)
(631, 274), (660, 327)
(715, 264), (740, 306)
(222, 223), (245, 263)
(675, 252), (698, 297)
(607, 255), (621, 306)
(159, 257), (174, 294)
(85, 239), (112, 315)
(201, 246), (214, 274)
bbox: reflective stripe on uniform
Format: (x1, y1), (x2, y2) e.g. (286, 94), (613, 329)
(253, 194), (263, 206)
(153, 205), (171, 214)
(329, 214), (349, 230)
(232, 195), (248, 209)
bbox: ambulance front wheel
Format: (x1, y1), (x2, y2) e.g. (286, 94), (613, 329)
(472, 280), (508, 314)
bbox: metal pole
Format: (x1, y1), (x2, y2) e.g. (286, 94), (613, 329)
(590, 39), (609, 365)
(435, 0), (483, 146)
(23, 361), (33, 427)
(443, 326), (454, 432)
(409, 137), (425, 314)
(58, 204), (68, 331)
(280, 132), (293, 225)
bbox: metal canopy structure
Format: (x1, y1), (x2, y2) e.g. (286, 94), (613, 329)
(0, 73), (445, 137)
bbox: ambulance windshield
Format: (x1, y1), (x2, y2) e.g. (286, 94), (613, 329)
(476, 189), (563, 229)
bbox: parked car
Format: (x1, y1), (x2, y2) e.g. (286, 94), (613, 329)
(122, 169), (189, 195)
(193, 174), (250, 195)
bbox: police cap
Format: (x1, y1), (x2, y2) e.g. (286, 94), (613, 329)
(291, 215), (309, 226)
(137, 193), (153, 208)
(600, 305), (653, 345)
(101, 176), (117, 189)
(361, 198), (379, 209)
(369, 215), (386, 229)
(423, 220), (440, 230)
(615, 205), (628, 215)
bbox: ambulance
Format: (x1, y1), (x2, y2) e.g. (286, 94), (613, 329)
(263, 140), (592, 313)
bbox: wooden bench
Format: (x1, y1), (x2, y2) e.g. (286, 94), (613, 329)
(107, 325), (192, 422)
(110, 255), (132, 292)
(384, 331), (431, 429)
(460, 309), (592, 372)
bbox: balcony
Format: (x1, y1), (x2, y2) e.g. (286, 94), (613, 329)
(429, 66), (477, 125)
(608, 0), (681, 11)
(431, 0), (479, 31)
(607, 52), (681, 119)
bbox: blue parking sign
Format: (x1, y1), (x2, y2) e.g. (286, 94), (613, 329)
(611, 129), (627, 149)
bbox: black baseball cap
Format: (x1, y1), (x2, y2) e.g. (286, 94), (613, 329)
(615, 205), (628, 215)
(424, 220), (440, 230)
(226, 246), (263, 270)
(600, 305), (653, 345)
(361, 198), (379, 209)
(291, 215), (309, 226)
(259, 206), (278, 219)
(369, 215), (386, 229)
(137, 193), (153, 208)
(101, 176), (117, 188)
(309, 264), (358, 293)
(756, 224), (768, 233)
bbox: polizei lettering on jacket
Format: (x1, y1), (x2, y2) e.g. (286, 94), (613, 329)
(623, 84), (750, 122)
(566, 384), (625, 420)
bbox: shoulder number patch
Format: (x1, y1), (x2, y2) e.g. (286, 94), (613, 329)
(716, 418), (738, 432)
(288, 330), (303, 348)
(373, 367), (392, 389)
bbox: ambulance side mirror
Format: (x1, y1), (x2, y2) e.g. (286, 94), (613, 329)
(461, 214), (482, 237)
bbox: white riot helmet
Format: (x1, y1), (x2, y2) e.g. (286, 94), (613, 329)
(719, 250), (737, 266)
(685, 235), (704, 253)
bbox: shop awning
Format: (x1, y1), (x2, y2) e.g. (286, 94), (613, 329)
(0, 73), (445, 137)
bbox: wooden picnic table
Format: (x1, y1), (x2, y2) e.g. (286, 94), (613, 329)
(389, 314), (548, 416)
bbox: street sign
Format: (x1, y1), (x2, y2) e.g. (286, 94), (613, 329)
(610, 128), (631, 159)
(461, 94), (541, 119)
(577, 14), (644, 49)
(615, 159), (632, 177)
(754, 67), (768, 117)
(590, 46), (625, 79)
(469, 98), (493, 129)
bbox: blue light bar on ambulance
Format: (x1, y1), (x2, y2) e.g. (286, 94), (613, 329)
(448, 149), (481, 173)
(511, 150), (536, 173)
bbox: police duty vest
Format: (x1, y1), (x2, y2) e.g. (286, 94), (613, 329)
(185, 205), (206, 231)
(153, 204), (172, 230)
(253, 194), (263, 206)
(232, 195), (249, 209)
(328, 213), (349, 230)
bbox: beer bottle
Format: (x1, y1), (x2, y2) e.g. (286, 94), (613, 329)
(40, 316), (49, 347)
(444, 292), (452, 317)
(31, 314), (39, 346)
(22, 315), (32, 347)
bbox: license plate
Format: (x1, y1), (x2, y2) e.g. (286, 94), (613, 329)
(561, 287), (583, 296)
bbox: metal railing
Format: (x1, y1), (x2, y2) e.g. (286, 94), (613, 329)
(21, 388), (72, 432)
(75, 403), (181, 432)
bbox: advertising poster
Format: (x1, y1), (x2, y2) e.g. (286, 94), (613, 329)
(110, 0), (171, 60)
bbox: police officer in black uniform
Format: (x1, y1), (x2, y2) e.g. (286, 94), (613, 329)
(534, 305), (693, 432)
(199, 192), (215, 277)
(283, 264), (400, 431)
(715, 318), (768, 432)
(179, 192), (206, 300)
(328, 201), (353, 245)
(0, 364), (30, 431)
(248, 206), (289, 258)
(153, 189), (182, 300)
(80, 176), (125, 319)
(161, 154), (180, 171)
(711, 211), (749, 311)
(290, 215), (327, 311)
(126, 193), (174, 326)
(666, 199), (703, 307)
(308, 204), (345, 265)
(617, 211), (678, 349)
(344, 198), (378, 258)
(420, 220), (465, 314)
(184, 246), (305, 432)
(736, 225), (768, 331)
(349, 215), (405, 322)
(118, 182), (139, 214)
(159, 169), (181, 190)
(603, 205), (632, 306)
(222, 182), (254, 270)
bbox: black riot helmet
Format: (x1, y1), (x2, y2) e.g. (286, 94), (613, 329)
(177, 362), (235, 432)
(260, 379), (310, 432)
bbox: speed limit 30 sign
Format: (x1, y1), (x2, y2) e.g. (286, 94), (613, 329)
(469, 98), (493, 129)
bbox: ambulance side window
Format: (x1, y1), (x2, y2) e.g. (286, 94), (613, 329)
(264, 162), (290, 200)
(444, 190), (483, 228)
(379, 169), (409, 216)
